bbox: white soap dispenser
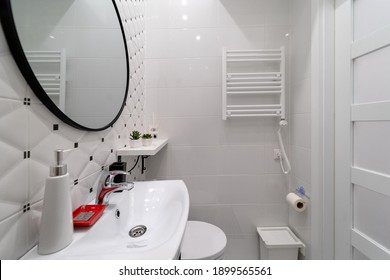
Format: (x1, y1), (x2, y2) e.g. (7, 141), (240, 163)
(38, 149), (73, 255)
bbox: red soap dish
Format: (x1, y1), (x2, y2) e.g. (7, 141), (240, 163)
(72, 204), (106, 227)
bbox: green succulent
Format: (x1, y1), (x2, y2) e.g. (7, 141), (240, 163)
(129, 130), (141, 140)
(142, 133), (153, 139)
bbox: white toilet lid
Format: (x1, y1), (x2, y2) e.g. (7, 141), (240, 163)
(181, 221), (227, 260)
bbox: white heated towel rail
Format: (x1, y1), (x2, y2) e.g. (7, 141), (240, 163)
(222, 48), (285, 120)
(25, 49), (66, 111)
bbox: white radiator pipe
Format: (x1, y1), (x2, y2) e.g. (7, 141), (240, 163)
(277, 120), (291, 174)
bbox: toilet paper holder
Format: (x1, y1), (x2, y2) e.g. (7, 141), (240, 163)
(296, 186), (310, 199)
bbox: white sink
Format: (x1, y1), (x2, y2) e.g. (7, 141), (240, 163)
(23, 180), (189, 260)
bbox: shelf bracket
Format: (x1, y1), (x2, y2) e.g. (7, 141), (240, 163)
(141, 155), (149, 174)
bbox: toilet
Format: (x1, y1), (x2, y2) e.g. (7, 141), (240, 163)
(180, 221), (227, 260)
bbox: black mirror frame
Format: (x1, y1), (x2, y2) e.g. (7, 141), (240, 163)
(0, 0), (130, 131)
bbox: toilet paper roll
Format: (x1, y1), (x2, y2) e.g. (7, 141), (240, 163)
(286, 193), (307, 212)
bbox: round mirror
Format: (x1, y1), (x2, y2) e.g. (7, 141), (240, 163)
(0, 0), (129, 131)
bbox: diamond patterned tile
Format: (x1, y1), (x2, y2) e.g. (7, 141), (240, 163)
(0, 99), (28, 220)
(71, 170), (101, 210)
(0, 211), (29, 259)
(0, 0), (146, 259)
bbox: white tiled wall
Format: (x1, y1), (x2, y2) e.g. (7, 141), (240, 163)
(144, 0), (292, 260)
(289, 0), (312, 259)
(0, 0), (146, 259)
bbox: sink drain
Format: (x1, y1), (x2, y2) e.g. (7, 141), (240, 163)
(129, 225), (147, 238)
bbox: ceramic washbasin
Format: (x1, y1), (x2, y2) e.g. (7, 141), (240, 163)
(23, 180), (189, 260)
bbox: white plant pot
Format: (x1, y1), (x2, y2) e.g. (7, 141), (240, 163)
(129, 139), (141, 148)
(142, 138), (153, 146)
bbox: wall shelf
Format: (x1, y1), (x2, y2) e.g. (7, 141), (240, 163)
(116, 139), (168, 156)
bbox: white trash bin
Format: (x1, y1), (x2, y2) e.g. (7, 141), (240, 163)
(257, 227), (305, 260)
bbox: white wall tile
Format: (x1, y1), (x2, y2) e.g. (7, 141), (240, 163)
(217, 0), (266, 27)
(167, 0), (218, 29)
(217, 174), (287, 204)
(224, 235), (260, 260)
(147, 0), (218, 29)
(145, 87), (220, 118)
(0, 212), (29, 259)
(145, 146), (170, 179)
(146, 28), (219, 59)
(170, 146), (218, 176)
(188, 204), (218, 225)
(219, 118), (266, 145)
(291, 113), (311, 149)
(145, 58), (220, 88)
(263, 0), (291, 26)
(218, 26), (265, 50)
(291, 78), (311, 114)
(180, 175), (218, 205)
(215, 204), (288, 235)
(291, 38), (311, 82)
(290, 146), (311, 184)
(217, 145), (265, 175)
(0, 159), (28, 220)
(266, 27), (290, 50)
(167, 117), (221, 146)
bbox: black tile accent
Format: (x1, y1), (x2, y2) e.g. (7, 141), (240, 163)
(74, 142), (78, 148)
(23, 98), (30, 106)
(89, 187), (93, 193)
(111, 149), (114, 153)
(74, 179), (78, 185)
(101, 138), (105, 142)
(101, 166), (104, 171)
(53, 124), (59, 131)
(89, 156), (93, 161)
(118, 135), (121, 139)
(23, 151), (31, 159)
(23, 203), (30, 213)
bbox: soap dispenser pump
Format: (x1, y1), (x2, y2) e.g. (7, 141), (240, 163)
(38, 149), (73, 255)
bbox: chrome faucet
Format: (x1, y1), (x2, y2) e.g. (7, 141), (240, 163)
(96, 170), (134, 204)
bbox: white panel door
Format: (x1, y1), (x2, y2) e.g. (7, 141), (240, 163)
(335, 0), (390, 259)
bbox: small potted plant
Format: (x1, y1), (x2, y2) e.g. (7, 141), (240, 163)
(142, 133), (153, 146)
(129, 130), (142, 148)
